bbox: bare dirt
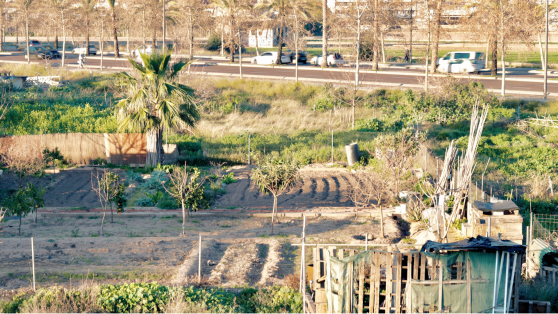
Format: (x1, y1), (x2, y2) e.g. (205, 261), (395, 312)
(0, 166), (408, 290)
(0, 212), (404, 290)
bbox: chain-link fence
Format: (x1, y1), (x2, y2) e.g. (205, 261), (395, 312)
(533, 214), (558, 243)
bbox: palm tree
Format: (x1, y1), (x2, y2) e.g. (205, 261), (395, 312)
(78, 0), (96, 55)
(106, 0), (119, 58)
(116, 50), (200, 167)
(0, 0), (5, 52)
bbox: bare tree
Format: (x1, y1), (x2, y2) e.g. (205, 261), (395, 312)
(91, 170), (120, 236)
(0, 0), (5, 52)
(11, 0), (35, 64)
(350, 171), (391, 237)
(321, 0), (328, 68)
(161, 164), (206, 233)
(251, 157), (300, 234)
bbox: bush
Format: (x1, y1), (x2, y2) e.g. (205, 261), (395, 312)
(356, 118), (385, 132)
(157, 196), (179, 209)
(205, 34), (222, 51)
(222, 172), (237, 184)
(134, 196), (154, 207)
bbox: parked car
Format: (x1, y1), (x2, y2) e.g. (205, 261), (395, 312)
(436, 51), (485, 74)
(72, 45), (97, 55)
(310, 53), (346, 66)
(284, 50), (308, 64)
(251, 51), (291, 65)
(24, 47), (62, 60)
(17, 40), (42, 51)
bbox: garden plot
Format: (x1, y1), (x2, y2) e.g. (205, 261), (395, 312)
(216, 167), (358, 209)
(0, 212), (405, 289)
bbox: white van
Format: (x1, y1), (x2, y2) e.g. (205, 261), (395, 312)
(436, 51), (485, 74)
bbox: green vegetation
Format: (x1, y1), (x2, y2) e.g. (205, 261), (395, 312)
(0, 284), (303, 313)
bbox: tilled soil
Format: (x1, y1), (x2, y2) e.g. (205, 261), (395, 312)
(1, 213), (404, 290)
(216, 167), (358, 209)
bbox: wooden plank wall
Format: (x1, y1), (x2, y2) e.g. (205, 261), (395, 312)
(311, 248), (522, 314)
(540, 266), (558, 287)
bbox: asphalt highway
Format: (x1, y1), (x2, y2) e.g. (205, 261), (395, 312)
(1, 52), (556, 97)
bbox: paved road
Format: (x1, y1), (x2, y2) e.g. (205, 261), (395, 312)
(1, 52), (556, 97)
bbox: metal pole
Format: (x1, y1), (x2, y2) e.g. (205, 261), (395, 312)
(301, 215), (306, 313)
(248, 132), (251, 165)
(488, 217), (491, 237)
(492, 251), (499, 313)
(198, 234), (202, 284)
(543, 0), (548, 99)
(31, 237), (36, 291)
(506, 253), (518, 313)
(365, 233), (368, 250)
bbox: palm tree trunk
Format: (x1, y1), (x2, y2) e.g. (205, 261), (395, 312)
(112, 9), (119, 58)
(146, 127), (164, 167)
(322, 0), (328, 68)
(55, 29), (58, 49)
(255, 29), (260, 56)
(189, 12), (194, 59)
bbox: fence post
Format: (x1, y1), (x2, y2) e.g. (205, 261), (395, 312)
(331, 130), (334, 164)
(31, 237), (36, 291)
(198, 234), (202, 284)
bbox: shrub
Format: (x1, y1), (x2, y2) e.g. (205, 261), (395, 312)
(157, 196), (180, 209)
(205, 34), (221, 51)
(222, 172), (237, 184)
(134, 196), (154, 207)
(356, 118), (385, 132)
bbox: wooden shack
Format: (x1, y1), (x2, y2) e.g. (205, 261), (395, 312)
(462, 200), (523, 244)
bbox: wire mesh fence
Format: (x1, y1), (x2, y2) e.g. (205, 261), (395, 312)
(533, 214), (558, 243)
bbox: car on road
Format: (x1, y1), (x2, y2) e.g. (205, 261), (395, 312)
(436, 51), (485, 74)
(310, 53), (346, 66)
(24, 47), (62, 60)
(17, 40), (42, 51)
(285, 50), (308, 64)
(72, 45), (97, 55)
(251, 51), (291, 65)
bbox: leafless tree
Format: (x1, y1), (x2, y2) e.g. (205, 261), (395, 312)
(2, 140), (45, 190)
(91, 170), (120, 236)
(349, 171), (391, 237)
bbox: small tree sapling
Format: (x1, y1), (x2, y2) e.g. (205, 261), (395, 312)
(251, 157), (300, 234)
(91, 171), (120, 235)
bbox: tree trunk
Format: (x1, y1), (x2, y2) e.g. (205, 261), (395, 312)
(100, 21), (104, 70)
(271, 194), (277, 234)
(19, 215), (22, 235)
(409, 1), (413, 64)
(424, 0), (430, 91)
(381, 31), (386, 63)
(0, 0), (4, 52)
(229, 19), (234, 63)
(491, 36), (498, 75)
(101, 207), (106, 236)
(372, 0), (379, 70)
(26, 17), (29, 64)
(35, 207), (37, 223)
(86, 20), (90, 56)
(430, 0), (442, 73)
(255, 29), (260, 56)
(500, 0), (505, 96)
(355, 12), (361, 86)
(276, 19), (284, 65)
(352, 99), (355, 130)
(146, 127), (164, 167)
(221, 24), (224, 56)
(181, 199), (186, 234)
(110, 203), (113, 223)
(322, 0), (328, 68)
(379, 204), (384, 238)
(152, 30), (156, 47)
(55, 29), (58, 49)
(62, 12), (66, 67)
(112, 9), (119, 58)
(189, 12), (193, 60)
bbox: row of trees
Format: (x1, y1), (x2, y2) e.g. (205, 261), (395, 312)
(1, 0), (553, 69)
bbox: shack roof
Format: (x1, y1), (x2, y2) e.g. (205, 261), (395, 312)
(472, 200), (519, 213)
(421, 235), (525, 254)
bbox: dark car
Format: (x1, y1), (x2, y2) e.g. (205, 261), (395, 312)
(30, 47), (62, 60)
(286, 50), (307, 64)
